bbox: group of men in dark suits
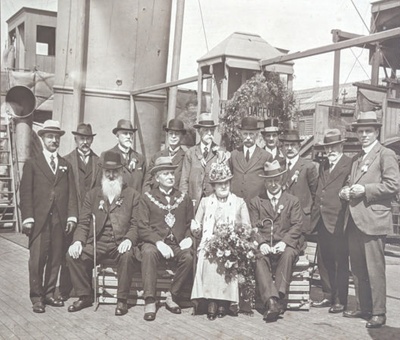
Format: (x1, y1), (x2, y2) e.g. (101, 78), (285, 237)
(20, 110), (399, 328)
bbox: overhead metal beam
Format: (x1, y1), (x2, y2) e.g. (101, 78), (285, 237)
(260, 27), (400, 66)
(130, 74), (211, 96)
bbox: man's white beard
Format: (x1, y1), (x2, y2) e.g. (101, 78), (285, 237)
(102, 175), (123, 201)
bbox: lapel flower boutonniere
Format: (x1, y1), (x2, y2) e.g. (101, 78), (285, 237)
(277, 205), (284, 215)
(291, 170), (300, 183)
(361, 160), (370, 174)
(59, 165), (68, 172)
(115, 197), (123, 207)
(98, 200), (105, 211)
(129, 158), (137, 171)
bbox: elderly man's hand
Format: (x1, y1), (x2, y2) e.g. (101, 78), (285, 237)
(65, 221), (76, 235)
(22, 222), (34, 236)
(179, 237), (193, 250)
(68, 241), (82, 259)
(349, 184), (365, 199)
(118, 239), (132, 254)
(156, 241), (174, 259)
(339, 186), (351, 201)
(260, 243), (272, 256)
(273, 241), (286, 254)
(190, 219), (202, 238)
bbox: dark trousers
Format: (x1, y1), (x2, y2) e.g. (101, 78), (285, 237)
(256, 246), (298, 305)
(66, 236), (136, 300)
(317, 219), (349, 305)
(141, 243), (193, 300)
(59, 233), (73, 296)
(29, 211), (64, 304)
(348, 217), (386, 315)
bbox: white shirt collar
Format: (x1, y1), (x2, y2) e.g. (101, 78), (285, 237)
(329, 153), (343, 170)
(200, 142), (212, 154)
(244, 144), (256, 158)
(42, 149), (58, 173)
(265, 146), (277, 158)
(267, 190), (282, 201)
(362, 140), (378, 157)
(118, 144), (130, 154)
(287, 155), (299, 169)
(77, 149), (91, 157)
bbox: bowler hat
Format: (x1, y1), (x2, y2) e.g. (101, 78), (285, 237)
(193, 112), (218, 129)
(150, 156), (178, 175)
(72, 123), (96, 137)
(259, 160), (287, 178)
(262, 118), (280, 133)
(319, 128), (346, 146)
(112, 119), (137, 135)
(164, 119), (186, 134)
(38, 120), (65, 137)
(100, 151), (123, 170)
(209, 162), (233, 183)
(239, 116), (260, 130)
(351, 111), (382, 129)
(279, 129), (304, 142)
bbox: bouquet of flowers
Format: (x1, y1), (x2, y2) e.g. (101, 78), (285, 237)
(204, 222), (258, 313)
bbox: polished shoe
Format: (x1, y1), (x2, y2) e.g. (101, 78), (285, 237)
(343, 310), (371, 319)
(366, 315), (386, 329)
(44, 296), (64, 307)
(263, 298), (280, 322)
(329, 304), (345, 314)
(58, 294), (70, 302)
(143, 302), (156, 321)
(68, 297), (92, 312)
(165, 295), (181, 314)
(311, 298), (331, 308)
(207, 301), (217, 321)
(217, 306), (226, 318)
(32, 302), (45, 313)
(115, 300), (128, 316)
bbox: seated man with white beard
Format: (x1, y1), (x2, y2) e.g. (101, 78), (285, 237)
(67, 151), (141, 316)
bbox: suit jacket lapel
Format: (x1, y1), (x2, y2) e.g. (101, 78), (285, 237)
(54, 156), (68, 186)
(70, 150), (81, 199)
(194, 144), (203, 161)
(325, 156), (346, 187)
(237, 149), (247, 171)
(353, 144), (380, 184)
(246, 146), (262, 171)
(286, 158), (304, 189)
(95, 190), (108, 233)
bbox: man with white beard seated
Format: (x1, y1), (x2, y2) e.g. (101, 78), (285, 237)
(67, 151), (141, 316)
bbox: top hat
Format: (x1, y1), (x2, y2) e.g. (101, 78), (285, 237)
(261, 118), (280, 134)
(112, 119), (138, 135)
(279, 129), (304, 142)
(193, 112), (218, 129)
(150, 156), (178, 175)
(259, 160), (287, 178)
(319, 128), (346, 146)
(209, 162), (234, 183)
(351, 111), (382, 129)
(100, 151), (123, 170)
(239, 116), (260, 130)
(164, 118), (186, 134)
(37, 120), (65, 137)
(72, 123), (96, 137)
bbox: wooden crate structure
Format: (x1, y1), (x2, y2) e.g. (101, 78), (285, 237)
(286, 254), (310, 311)
(95, 265), (192, 307)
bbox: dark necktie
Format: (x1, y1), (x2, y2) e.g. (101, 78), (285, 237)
(80, 152), (90, 164)
(169, 148), (179, 158)
(360, 149), (366, 158)
(245, 149), (250, 162)
(203, 146), (208, 159)
(329, 162), (334, 173)
(287, 161), (292, 170)
(50, 155), (56, 172)
(271, 197), (277, 210)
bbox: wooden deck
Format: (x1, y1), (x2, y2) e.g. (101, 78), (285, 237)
(1, 235), (400, 340)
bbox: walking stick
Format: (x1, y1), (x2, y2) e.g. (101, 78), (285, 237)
(92, 213), (99, 311)
(261, 218), (274, 250)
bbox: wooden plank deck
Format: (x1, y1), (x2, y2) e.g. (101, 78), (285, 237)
(0, 235), (400, 340)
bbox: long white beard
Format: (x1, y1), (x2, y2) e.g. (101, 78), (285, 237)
(102, 175), (123, 202)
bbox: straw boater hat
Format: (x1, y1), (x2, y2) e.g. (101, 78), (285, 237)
(193, 112), (218, 129)
(209, 162), (233, 183)
(238, 116), (260, 130)
(112, 119), (138, 135)
(319, 128), (346, 146)
(279, 129), (304, 142)
(150, 156), (178, 175)
(164, 118), (186, 134)
(261, 118), (280, 134)
(37, 120), (65, 137)
(259, 160), (287, 178)
(99, 151), (123, 170)
(351, 111), (382, 129)
(72, 123), (96, 137)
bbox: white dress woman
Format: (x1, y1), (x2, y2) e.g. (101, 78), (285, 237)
(191, 163), (250, 320)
